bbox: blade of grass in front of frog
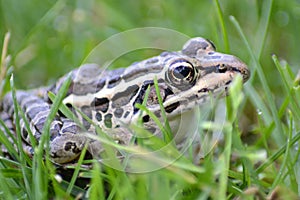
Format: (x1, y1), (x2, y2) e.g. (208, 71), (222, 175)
(134, 103), (169, 142)
(39, 73), (72, 152)
(0, 167), (14, 200)
(132, 84), (151, 144)
(218, 76), (246, 199)
(0, 119), (19, 160)
(133, 78), (172, 144)
(66, 142), (89, 195)
(44, 73), (90, 197)
(58, 179), (88, 198)
(48, 92), (90, 198)
(119, 84), (152, 169)
(89, 161), (105, 200)
(48, 91), (86, 130)
(153, 77), (173, 143)
(33, 72), (72, 199)
(136, 84), (151, 125)
(0, 157), (33, 200)
(133, 103), (186, 161)
(16, 103), (37, 155)
(9, 74), (33, 199)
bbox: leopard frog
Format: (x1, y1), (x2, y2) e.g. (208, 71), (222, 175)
(0, 37), (250, 164)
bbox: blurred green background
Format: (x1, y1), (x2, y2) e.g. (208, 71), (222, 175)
(2, 0), (300, 140)
(1, 0), (299, 89)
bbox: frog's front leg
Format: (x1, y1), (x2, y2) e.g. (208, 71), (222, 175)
(1, 91), (88, 164)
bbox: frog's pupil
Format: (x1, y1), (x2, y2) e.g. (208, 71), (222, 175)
(173, 65), (191, 79)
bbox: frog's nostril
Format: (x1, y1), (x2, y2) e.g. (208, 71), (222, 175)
(216, 64), (228, 73)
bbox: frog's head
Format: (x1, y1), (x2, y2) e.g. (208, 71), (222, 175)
(132, 37), (250, 139)
(142, 37), (250, 117)
(165, 37), (250, 92)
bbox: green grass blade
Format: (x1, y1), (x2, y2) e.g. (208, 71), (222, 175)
(153, 77), (173, 143)
(272, 55), (300, 120)
(213, 0), (229, 52)
(256, 131), (300, 174)
(48, 91), (85, 130)
(0, 120), (19, 159)
(271, 110), (293, 190)
(32, 72), (72, 199)
(230, 16), (285, 145)
(66, 143), (88, 195)
(254, 0), (273, 58)
(89, 162), (105, 200)
(0, 169), (15, 200)
(218, 76), (243, 199)
(9, 74), (33, 199)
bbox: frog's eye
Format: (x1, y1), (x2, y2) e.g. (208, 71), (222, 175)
(166, 59), (197, 90)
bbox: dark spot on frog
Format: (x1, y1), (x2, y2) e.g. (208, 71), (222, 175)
(104, 113), (113, 128)
(64, 141), (81, 154)
(198, 88), (209, 93)
(22, 127), (28, 139)
(81, 105), (92, 130)
(124, 111), (130, 118)
(142, 115), (150, 123)
(95, 112), (102, 121)
(65, 103), (78, 117)
(165, 102), (180, 113)
(64, 142), (73, 151)
(111, 85), (139, 108)
(107, 74), (122, 89)
(90, 97), (109, 113)
(154, 111), (161, 118)
(114, 108), (124, 118)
